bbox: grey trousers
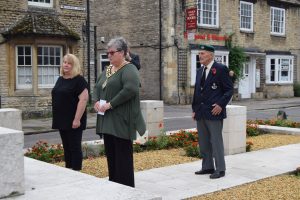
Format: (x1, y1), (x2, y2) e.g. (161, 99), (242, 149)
(196, 119), (226, 172)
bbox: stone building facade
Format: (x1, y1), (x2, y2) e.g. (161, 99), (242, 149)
(176, 0), (300, 102)
(0, 0), (88, 117)
(91, 0), (300, 104)
(1, 0), (300, 117)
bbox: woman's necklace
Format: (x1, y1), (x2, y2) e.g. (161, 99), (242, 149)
(102, 61), (129, 89)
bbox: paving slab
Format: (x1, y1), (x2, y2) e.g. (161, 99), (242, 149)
(135, 143), (300, 200)
(6, 158), (161, 200)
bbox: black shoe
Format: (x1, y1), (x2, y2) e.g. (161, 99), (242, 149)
(209, 171), (225, 179)
(195, 169), (215, 175)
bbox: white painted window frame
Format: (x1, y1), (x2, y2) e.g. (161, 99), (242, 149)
(265, 55), (293, 84)
(190, 50), (229, 86)
(99, 53), (110, 72)
(240, 1), (253, 32)
(270, 7), (285, 36)
(197, 0), (219, 28)
(16, 45), (33, 89)
(37, 45), (62, 88)
(28, 0), (53, 8)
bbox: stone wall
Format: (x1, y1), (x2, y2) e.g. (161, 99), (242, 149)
(0, 0), (87, 117)
(90, 0), (162, 100)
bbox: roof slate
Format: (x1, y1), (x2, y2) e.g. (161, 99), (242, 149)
(2, 13), (80, 40)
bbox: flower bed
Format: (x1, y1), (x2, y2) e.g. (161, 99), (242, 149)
(248, 119), (300, 128)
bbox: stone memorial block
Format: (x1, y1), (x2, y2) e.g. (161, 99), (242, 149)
(139, 101), (164, 142)
(223, 105), (247, 155)
(0, 126), (24, 198)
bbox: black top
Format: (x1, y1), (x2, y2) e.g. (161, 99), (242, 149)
(129, 52), (141, 70)
(52, 75), (88, 130)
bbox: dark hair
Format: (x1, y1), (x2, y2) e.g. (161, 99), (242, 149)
(107, 37), (128, 56)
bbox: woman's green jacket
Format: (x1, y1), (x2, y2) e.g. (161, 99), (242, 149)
(92, 63), (146, 140)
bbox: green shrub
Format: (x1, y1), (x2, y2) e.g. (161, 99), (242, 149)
(246, 123), (260, 136)
(294, 82), (300, 97)
(156, 134), (171, 149)
(246, 141), (253, 152)
(144, 137), (159, 150)
(295, 167), (300, 177)
(25, 141), (64, 163)
(133, 143), (144, 153)
(184, 143), (200, 158)
(143, 131), (199, 155)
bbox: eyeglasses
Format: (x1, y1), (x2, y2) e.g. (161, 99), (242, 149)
(106, 50), (121, 56)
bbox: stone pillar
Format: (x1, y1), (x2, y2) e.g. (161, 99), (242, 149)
(222, 105), (247, 155)
(0, 127), (24, 198)
(138, 100), (164, 143)
(0, 108), (24, 198)
(0, 108), (22, 131)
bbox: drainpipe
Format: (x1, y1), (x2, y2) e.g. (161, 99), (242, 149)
(159, 0), (162, 100)
(94, 26), (98, 83)
(0, 96), (1, 108)
(86, 0), (91, 104)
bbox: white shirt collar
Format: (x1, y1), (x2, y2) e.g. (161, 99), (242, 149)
(206, 60), (214, 70)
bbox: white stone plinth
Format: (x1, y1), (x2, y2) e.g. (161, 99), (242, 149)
(0, 126), (24, 198)
(0, 108), (22, 131)
(140, 100), (164, 139)
(223, 105), (247, 155)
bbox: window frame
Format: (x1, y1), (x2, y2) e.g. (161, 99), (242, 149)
(99, 53), (110, 72)
(37, 45), (62, 88)
(265, 55), (293, 84)
(190, 50), (229, 86)
(16, 45), (33, 89)
(240, 1), (253, 32)
(197, 0), (219, 28)
(270, 7), (285, 36)
(28, 0), (53, 8)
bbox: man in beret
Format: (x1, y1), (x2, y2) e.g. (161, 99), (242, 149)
(192, 44), (233, 179)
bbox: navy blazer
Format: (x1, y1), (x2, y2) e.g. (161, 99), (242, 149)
(192, 61), (233, 120)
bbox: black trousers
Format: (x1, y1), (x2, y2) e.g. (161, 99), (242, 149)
(103, 134), (134, 187)
(59, 129), (83, 170)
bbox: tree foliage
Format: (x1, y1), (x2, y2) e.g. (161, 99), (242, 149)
(225, 33), (247, 81)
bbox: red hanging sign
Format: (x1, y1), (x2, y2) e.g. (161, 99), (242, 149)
(186, 8), (197, 30)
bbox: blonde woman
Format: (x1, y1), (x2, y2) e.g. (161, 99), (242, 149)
(52, 53), (88, 171)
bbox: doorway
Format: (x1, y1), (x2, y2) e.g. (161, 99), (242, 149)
(239, 57), (256, 98)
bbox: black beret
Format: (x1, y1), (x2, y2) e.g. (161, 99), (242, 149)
(199, 44), (215, 52)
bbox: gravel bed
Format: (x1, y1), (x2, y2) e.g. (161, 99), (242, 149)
(55, 133), (300, 199)
(191, 134), (300, 200)
(189, 174), (300, 200)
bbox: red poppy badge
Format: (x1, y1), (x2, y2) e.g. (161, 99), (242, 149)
(211, 68), (217, 75)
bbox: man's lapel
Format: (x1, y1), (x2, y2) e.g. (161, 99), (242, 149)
(196, 66), (204, 87)
(203, 61), (215, 88)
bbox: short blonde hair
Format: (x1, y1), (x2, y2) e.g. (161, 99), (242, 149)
(60, 54), (82, 77)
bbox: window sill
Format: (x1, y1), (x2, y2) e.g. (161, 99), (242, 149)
(240, 30), (254, 34)
(13, 89), (35, 97)
(198, 26), (221, 31)
(28, 5), (55, 12)
(270, 34), (286, 38)
(265, 82), (293, 85)
(38, 88), (53, 96)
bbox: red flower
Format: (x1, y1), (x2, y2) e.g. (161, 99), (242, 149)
(211, 68), (217, 75)
(158, 122), (163, 128)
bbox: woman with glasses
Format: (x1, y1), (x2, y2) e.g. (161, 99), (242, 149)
(92, 37), (146, 187)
